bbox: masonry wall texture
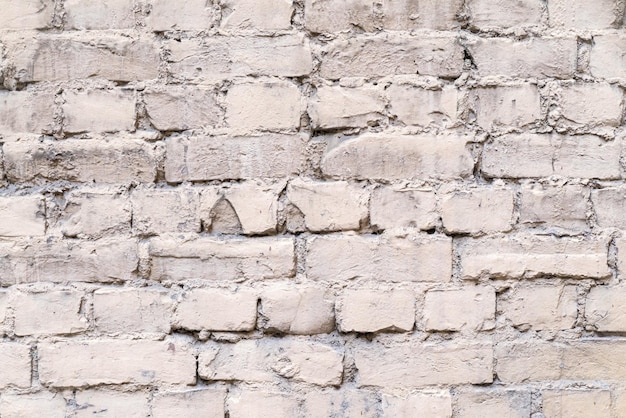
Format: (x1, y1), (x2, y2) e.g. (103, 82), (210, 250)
(0, 0), (625, 417)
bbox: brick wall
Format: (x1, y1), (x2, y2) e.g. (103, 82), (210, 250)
(0, 0), (625, 416)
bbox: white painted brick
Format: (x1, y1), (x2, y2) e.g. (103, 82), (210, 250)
(306, 234), (452, 282)
(287, 179), (369, 232)
(260, 285), (335, 334)
(457, 389), (531, 418)
(94, 288), (173, 334)
(221, 0), (293, 30)
(4, 139), (158, 184)
(468, 37), (577, 78)
(221, 181), (282, 235)
(144, 86), (222, 131)
(0, 392), (66, 418)
(75, 390), (149, 418)
(305, 390), (378, 418)
(382, 391), (452, 418)
(388, 84), (458, 127)
(592, 187), (626, 229)
(132, 187), (200, 234)
(147, 0), (215, 31)
(423, 288), (495, 332)
(13, 290), (87, 336)
(0, 90), (56, 134)
(65, 0), (135, 29)
(304, 0), (378, 32)
(309, 85), (385, 129)
(0, 292), (9, 335)
(370, 186), (438, 231)
(441, 188), (515, 234)
(228, 390), (299, 418)
(560, 82), (623, 127)
(354, 341), (493, 387)
(0, 0), (54, 30)
(382, 0), (463, 30)
(586, 285), (626, 332)
(482, 134), (622, 180)
(470, 84), (542, 129)
(468, 0), (543, 30)
(542, 390), (611, 418)
(165, 134), (305, 182)
(501, 285), (578, 330)
(337, 289), (415, 333)
(320, 34), (463, 79)
(174, 288), (257, 331)
(62, 90), (135, 134)
(226, 81), (301, 133)
(0, 343), (31, 389)
(0, 195), (45, 237)
(199, 339), (343, 386)
(590, 34), (626, 79)
(38, 338), (196, 387)
(549, 0), (621, 30)
(520, 183), (589, 232)
(321, 132), (474, 181)
(152, 389), (226, 418)
(461, 235), (610, 280)
(149, 236), (294, 281)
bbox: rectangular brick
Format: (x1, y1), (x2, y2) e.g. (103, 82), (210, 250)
(0, 392), (65, 418)
(457, 389), (531, 418)
(260, 285), (335, 335)
(592, 187), (626, 229)
(131, 187), (200, 234)
(370, 186), (438, 231)
(309, 85), (385, 129)
(590, 34), (626, 79)
(10, 34), (159, 82)
(144, 86), (222, 131)
(75, 390), (149, 418)
(287, 179), (369, 232)
(423, 287), (495, 332)
(0, 238), (138, 285)
(468, 37), (577, 78)
(469, 84), (542, 129)
(0, 0), (54, 30)
(441, 188), (515, 234)
(152, 389), (226, 418)
(0, 343), (31, 389)
(4, 139), (159, 184)
(586, 285), (626, 332)
(65, 0), (135, 29)
(382, 391), (452, 418)
(354, 341), (493, 388)
(321, 132), (474, 181)
(149, 237), (295, 281)
(542, 390), (611, 418)
(468, 0), (542, 30)
(146, 0), (215, 31)
(39, 338), (196, 387)
(199, 339), (343, 386)
(165, 134), (305, 182)
(62, 89), (136, 134)
(167, 34), (311, 83)
(388, 84), (458, 127)
(520, 183), (589, 232)
(220, 0), (293, 30)
(306, 234), (452, 282)
(305, 390), (379, 418)
(496, 340), (626, 382)
(228, 390), (299, 418)
(94, 288), (173, 334)
(500, 285), (578, 330)
(482, 134), (622, 180)
(174, 288), (257, 331)
(559, 82), (623, 127)
(51, 189), (131, 238)
(0, 195), (45, 237)
(337, 289), (415, 333)
(226, 81), (302, 133)
(460, 235), (610, 280)
(0, 90), (56, 135)
(549, 0), (621, 30)
(320, 34), (463, 79)
(14, 290), (87, 336)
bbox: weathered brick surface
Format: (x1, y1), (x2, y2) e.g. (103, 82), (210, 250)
(2, 1), (626, 415)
